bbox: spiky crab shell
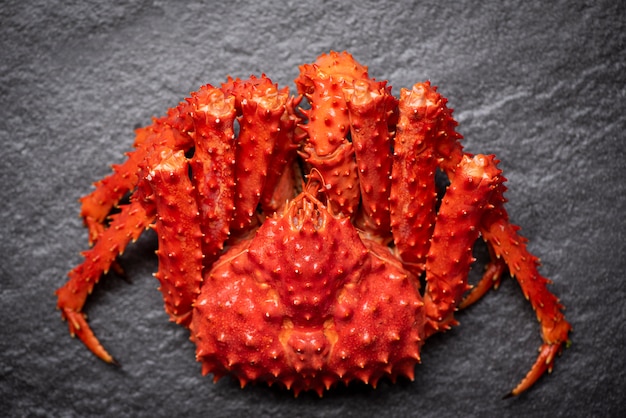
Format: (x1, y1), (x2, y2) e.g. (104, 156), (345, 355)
(191, 191), (424, 395)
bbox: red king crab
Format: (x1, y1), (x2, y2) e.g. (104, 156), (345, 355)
(56, 51), (571, 397)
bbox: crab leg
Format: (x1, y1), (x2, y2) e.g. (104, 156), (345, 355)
(346, 79), (397, 239)
(187, 86), (237, 264)
(296, 51), (367, 217)
(221, 73), (300, 215)
(223, 75), (298, 215)
(260, 96), (303, 213)
(79, 106), (194, 244)
(390, 82), (463, 272)
(56, 174), (156, 363)
(480, 187), (571, 396)
(148, 150), (204, 327)
(227, 76), (290, 232)
(423, 154), (503, 336)
(458, 244), (507, 309)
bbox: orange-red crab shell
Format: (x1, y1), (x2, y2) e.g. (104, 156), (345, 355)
(56, 51), (570, 397)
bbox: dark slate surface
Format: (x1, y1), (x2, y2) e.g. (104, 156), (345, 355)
(2, 1), (624, 417)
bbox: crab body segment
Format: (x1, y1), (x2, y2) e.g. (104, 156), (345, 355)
(56, 51), (570, 397)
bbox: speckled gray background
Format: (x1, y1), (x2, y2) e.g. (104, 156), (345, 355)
(2, 1), (624, 416)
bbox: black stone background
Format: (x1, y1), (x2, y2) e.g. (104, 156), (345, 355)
(2, 1), (624, 417)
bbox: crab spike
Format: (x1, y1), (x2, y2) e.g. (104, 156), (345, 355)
(423, 154), (502, 336)
(56, 176), (156, 362)
(345, 79), (397, 239)
(79, 107), (194, 244)
(480, 187), (571, 396)
(148, 150), (204, 327)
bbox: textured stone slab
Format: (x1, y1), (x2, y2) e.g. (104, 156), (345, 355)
(1, 1), (624, 416)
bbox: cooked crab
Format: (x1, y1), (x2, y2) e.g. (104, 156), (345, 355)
(56, 51), (571, 397)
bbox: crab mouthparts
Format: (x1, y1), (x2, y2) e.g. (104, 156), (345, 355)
(286, 190), (330, 232)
